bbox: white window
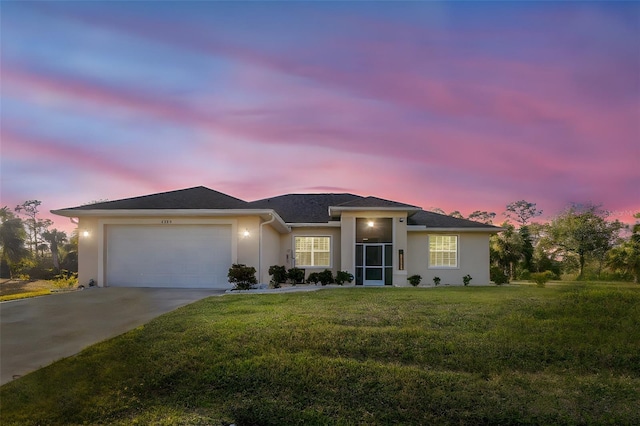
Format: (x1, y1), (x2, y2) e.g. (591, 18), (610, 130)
(429, 235), (458, 268)
(295, 236), (331, 267)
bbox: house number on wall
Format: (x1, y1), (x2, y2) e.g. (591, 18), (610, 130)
(161, 220), (172, 224)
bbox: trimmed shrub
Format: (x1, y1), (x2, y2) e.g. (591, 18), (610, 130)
(287, 267), (305, 285)
(463, 274), (472, 286)
(408, 275), (422, 287)
(228, 264), (257, 290)
(268, 265), (287, 288)
(306, 272), (320, 285)
(335, 271), (354, 285)
(318, 269), (334, 286)
(490, 266), (509, 285)
(433, 276), (441, 286)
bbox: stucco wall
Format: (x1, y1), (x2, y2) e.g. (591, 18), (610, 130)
(77, 217), (100, 287)
(406, 231), (491, 286)
(77, 215), (260, 287)
(236, 216), (260, 273)
(280, 226), (342, 280)
(260, 223), (281, 284)
(339, 216), (355, 276)
(75, 212), (493, 288)
(393, 217), (408, 286)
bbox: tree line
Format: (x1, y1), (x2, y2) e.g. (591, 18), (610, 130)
(0, 201), (78, 280)
(432, 200), (639, 283)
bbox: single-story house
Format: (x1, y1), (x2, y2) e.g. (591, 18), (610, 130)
(52, 186), (501, 289)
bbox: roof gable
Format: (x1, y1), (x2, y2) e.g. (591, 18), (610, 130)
(249, 193), (360, 223)
(63, 186), (250, 210)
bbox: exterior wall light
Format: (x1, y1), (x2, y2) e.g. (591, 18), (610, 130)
(243, 229), (250, 237)
(367, 221), (375, 228)
(82, 230), (90, 238)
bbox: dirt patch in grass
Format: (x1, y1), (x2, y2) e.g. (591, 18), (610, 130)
(0, 279), (58, 296)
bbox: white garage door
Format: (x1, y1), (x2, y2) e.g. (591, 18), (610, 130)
(106, 225), (232, 288)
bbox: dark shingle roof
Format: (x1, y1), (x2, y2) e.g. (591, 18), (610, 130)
(248, 193), (361, 223)
(56, 186), (499, 230)
(64, 186), (250, 210)
(408, 210), (499, 229)
(335, 196), (420, 209)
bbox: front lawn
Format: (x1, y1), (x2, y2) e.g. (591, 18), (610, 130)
(1, 283), (639, 425)
(0, 278), (78, 301)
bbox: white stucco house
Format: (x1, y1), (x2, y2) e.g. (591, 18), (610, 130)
(52, 186), (501, 289)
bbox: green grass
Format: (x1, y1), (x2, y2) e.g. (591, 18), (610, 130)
(1, 283), (639, 425)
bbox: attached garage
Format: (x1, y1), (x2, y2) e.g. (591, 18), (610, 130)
(105, 224), (232, 288)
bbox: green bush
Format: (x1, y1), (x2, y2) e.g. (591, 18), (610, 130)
(408, 275), (422, 287)
(227, 264), (257, 290)
(60, 251), (78, 273)
(14, 258), (57, 281)
(463, 274), (472, 286)
(268, 265), (287, 288)
(519, 269), (531, 280)
(490, 266), (509, 285)
(52, 271), (78, 289)
(534, 255), (562, 278)
(287, 267), (305, 285)
(318, 269), (334, 286)
(335, 271), (354, 285)
(306, 272), (320, 285)
(531, 271), (553, 288)
(27, 259), (58, 280)
(433, 276), (441, 286)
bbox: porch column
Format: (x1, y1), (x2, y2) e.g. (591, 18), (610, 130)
(393, 215), (408, 286)
(340, 215), (356, 276)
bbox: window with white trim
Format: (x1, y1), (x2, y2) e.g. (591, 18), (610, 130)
(429, 235), (458, 268)
(295, 236), (331, 267)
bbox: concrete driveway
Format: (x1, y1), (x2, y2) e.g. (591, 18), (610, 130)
(0, 287), (224, 385)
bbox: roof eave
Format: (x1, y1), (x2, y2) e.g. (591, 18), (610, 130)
(328, 206), (422, 216)
(288, 222), (342, 228)
(408, 226), (503, 233)
(51, 208), (291, 233)
(52, 208), (262, 217)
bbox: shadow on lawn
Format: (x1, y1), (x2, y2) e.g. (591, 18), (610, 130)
(0, 279), (55, 296)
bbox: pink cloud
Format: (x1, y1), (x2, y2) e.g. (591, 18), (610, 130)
(28, 6), (637, 154)
(1, 127), (168, 190)
(6, 61), (635, 215)
(3, 65), (223, 130)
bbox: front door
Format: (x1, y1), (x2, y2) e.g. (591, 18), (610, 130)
(363, 244), (385, 286)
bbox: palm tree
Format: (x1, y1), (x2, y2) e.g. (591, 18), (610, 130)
(42, 229), (68, 271)
(0, 207), (28, 279)
(491, 221), (524, 279)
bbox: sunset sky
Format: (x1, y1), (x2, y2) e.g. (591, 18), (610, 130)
(2, 1), (638, 234)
